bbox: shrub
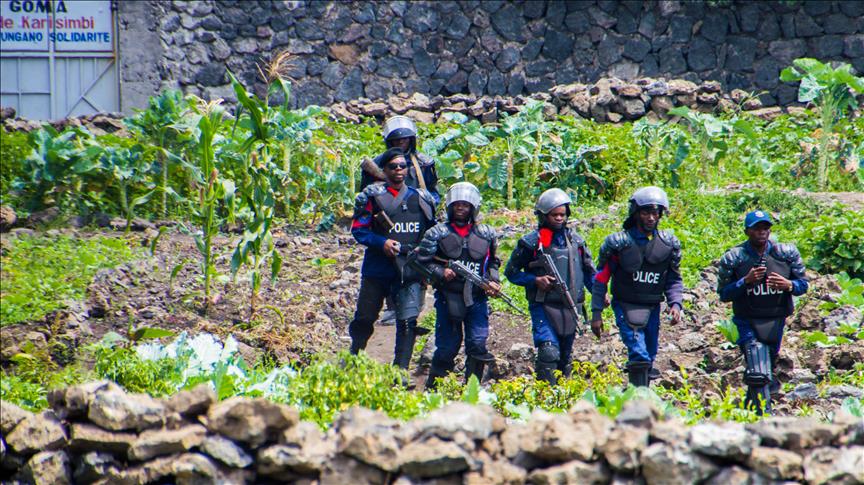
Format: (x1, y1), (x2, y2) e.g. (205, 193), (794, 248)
(800, 211), (864, 278)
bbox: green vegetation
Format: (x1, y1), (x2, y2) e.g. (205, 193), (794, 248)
(0, 235), (136, 325)
(799, 211), (864, 279)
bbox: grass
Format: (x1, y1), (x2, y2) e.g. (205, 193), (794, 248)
(0, 234), (137, 326)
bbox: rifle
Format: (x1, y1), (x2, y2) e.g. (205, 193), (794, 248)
(536, 246), (585, 335)
(434, 257), (527, 316)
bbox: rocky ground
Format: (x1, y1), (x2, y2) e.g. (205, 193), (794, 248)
(1, 204), (862, 418)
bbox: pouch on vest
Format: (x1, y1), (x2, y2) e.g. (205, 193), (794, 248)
(445, 291), (468, 321)
(751, 317), (783, 346)
(619, 301), (653, 329)
(543, 303), (578, 336)
(618, 242), (643, 273)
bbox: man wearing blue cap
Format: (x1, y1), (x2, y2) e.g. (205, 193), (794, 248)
(717, 210), (809, 415)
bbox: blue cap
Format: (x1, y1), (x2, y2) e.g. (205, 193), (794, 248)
(745, 210), (773, 228)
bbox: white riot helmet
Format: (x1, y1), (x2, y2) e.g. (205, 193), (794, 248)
(382, 116), (417, 141)
(628, 186), (669, 216)
(534, 188), (572, 216)
(445, 182), (481, 221)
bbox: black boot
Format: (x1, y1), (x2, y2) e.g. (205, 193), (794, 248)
(627, 361), (651, 387)
(425, 367), (448, 391)
(743, 341), (773, 415)
(535, 342), (560, 386)
(465, 352), (495, 384)
(393, 320), (417, 370)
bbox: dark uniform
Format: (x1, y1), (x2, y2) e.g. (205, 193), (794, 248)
(418, 220), (500, 386)
(349, 182), (436, 368)
(717, 212), (808, 414)
(506, 196), (596, 385)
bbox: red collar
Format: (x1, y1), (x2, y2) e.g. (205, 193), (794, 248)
(386, 186), (400, 196)
(450, 223), (472, 238)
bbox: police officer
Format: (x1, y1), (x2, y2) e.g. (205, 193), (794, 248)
(417, 182), (501, 389)
(505, 189), (596, 385)
(349, 147), (437, 370)
(591, 186), (683, 387)
(361, 115), (440, 325)
(717, 210), (808, 414)
(361, 115), (440, 204)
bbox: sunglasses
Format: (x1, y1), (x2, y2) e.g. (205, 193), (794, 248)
(386, 162), (408, 170)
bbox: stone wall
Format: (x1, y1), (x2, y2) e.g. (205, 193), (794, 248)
(117, 0), (864, 112)
(2, 382), (862, 484)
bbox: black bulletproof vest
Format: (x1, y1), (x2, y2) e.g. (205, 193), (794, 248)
(611, 235), (672, 305)
(732, 250), (792, 318)
(438, 228), (491, 299)
(527, 237), (584, 305)
(372, 188), (425, 248)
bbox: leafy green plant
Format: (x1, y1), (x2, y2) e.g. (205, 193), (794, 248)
(821, 273), (864, 312)
(310, 257), (337, 276)
(125, 89), (191, 217)
(668, 106), (753, 183)
(421, 112), (494, 182)
(780, 58), (864, 189)
(800, 211), (864, 278)
(632, 118), (690, 187)
(0, 235), (136, 325)
(0, 127), (30, 201)
(716, 319), (739, 348)
(98, 145), (154, 232)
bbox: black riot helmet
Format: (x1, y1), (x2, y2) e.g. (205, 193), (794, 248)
(623, 186), (669, 229)
(383, 116), (418, 153)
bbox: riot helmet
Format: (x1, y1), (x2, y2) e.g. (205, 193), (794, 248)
(445, 182), (481, 222)
(627, 186), (669, 216)
(383, 116), (417, 142)
(535, 188), (572, 217)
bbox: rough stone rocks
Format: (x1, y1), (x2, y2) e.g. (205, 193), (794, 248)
(6, 412), (67, 455)
(520, 410), (595, 462)
(802, 446), (864, 484)
(527, 459), (610, 485)
(24, 450), (71, 485)
(88, 387), (166, 432)
(335, 407), (403, 472)
(399, 437), (471, 478)
(688, 422), (758, 459)
(601, 425), (649, 473)
(746, 417), (841, 452)
(166, 384), (216, 417)
(641, 443), (718, 485)
(201, 435), (253, 468)
(414, 403), (496, 441)
(205, 397), (299, 448)
(69, 423), (137, 454)
(128, 425), (207, 461)
(747, 446), (803, 481)
(0, 205), (16, 232)
(0, 400), (32, 434)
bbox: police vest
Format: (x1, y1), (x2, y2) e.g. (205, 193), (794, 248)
(611, 235), (673, 305)
(526, 233), (585, 305)
(437, 226), (492, 303)
(371, 187), (429, 248)
(732, 250), (792, 318)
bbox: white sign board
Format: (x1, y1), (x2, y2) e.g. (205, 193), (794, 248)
(0, 0), (113, 52)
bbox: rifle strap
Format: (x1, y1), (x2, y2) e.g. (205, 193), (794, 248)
(410, 153), (427, 192)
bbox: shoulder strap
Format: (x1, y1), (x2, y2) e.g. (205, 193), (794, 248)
(410, 153), (427, 191)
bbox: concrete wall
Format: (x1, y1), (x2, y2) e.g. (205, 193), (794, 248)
(116, 0), (864, 112)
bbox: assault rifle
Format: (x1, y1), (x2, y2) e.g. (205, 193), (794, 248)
(536, 246), (585, 335)
(432, 257), (527, 316)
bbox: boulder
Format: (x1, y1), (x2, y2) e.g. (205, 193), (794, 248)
(72, 451), (119, 484)
(24, 450), (70, 485)
(704, 465), (752, 485)
(746, 417), (841, 452)
(201, 434), (253, 468)
(527, 459), (609, 485)
(748, 446), (803, 481)
(127, 425), (207, 461)
(0, 400), (32, 434)
(803, 446), (864, 484)
(166, 384), (216, 417)
(464, 459), (527, 485)
(258, 444), (326, 477)
(204, 397), (298, 448)
(335, 407), (403, 472)
(413, 402), (495, 441)
(615, 400), (660, 429)
(688, 422), (758, 459)
(88, 387), (166, 431)
(6, 412), (67, 455)
(69, 423), (136, 454)
(641, 443), (718, 485)
(601, 425), (649, 473)
(0, 205), (16, 231)
(49, 381), (120, 419)
(320, 454), (387, 485)
(172, 453), (224, 485)
(520, 410), (596, 462)
(398, 437), (471, 478)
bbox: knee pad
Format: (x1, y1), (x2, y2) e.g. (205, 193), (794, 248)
(537, 342), (560, 364)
